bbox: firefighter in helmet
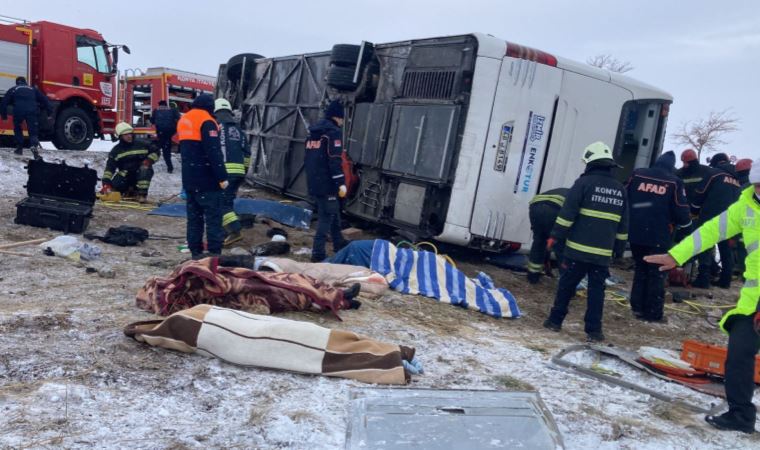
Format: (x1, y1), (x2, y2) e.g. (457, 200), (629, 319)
(100, 122), (159, 202)
(214, 98), (250, 246)
(543, 142), (629, 342)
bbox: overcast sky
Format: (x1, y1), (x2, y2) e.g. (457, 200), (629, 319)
(5, 0), (759, 162)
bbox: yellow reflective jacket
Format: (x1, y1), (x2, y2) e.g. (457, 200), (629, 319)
(669, 186), (760, 333)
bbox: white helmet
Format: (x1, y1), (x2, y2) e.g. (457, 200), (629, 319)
(581, 141), (616, 165)
(115, 122), (134, 138)
(214, 98), (232, 113)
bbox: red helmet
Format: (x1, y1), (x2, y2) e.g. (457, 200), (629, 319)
(681, 149), (698, 163)
(736, 158), (752, 172)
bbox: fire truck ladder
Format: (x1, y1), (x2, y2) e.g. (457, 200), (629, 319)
(117, 68), (145, 123)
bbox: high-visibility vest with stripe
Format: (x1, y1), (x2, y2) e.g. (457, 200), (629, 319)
(669, 186), (760, 333)
(177, 109), (218, 142)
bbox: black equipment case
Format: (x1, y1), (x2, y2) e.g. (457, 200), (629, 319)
(15, 159), (97, 234)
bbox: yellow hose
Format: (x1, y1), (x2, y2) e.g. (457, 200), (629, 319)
(99, 201), (154, 211)
(415, 241), (439, 254)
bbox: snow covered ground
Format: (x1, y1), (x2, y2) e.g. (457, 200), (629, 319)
(0, 147), (758, 449)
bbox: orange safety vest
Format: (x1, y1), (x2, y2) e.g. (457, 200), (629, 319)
(177, 109), (218, 142)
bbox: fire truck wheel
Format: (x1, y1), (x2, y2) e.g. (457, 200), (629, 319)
(53, 107), (94, 151)
(326, 65), (359, 91)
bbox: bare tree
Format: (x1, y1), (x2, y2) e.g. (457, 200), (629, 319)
(671, 109), (740, 160)
(586, 54), (634, 73)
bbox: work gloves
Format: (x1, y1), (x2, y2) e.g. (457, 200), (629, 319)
(546, 237), (556, 251)
(219, 180), (229, 190)
(142, 159), (153, 168)
(100, 184), (112, 194)
(338, 185), (347, 198)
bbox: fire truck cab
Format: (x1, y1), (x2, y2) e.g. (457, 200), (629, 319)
(0, 17), (125, 150)
(119, 67), (216, 137)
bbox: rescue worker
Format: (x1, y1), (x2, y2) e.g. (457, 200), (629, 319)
(736, 158), (752, 188)
(151, 100), (181, 173)
(734, 158), (753, 275)
(645, 159), (760, 434)
(100, 122), (159, 202)
(626, 151), (690, 322)
(691, 152), (741, 288)
(305, 99), (349, 262)
(214, 98), (250, 246)
(0, 76), (52, 159)
(527, 188), (569, 284)
(177, 94), (228, 260)
(676, 149), (704, 207)
(543, 142), (628, 342)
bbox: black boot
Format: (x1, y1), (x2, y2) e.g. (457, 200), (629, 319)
(527, 272), (541, 285)
(13, 146), (22, 155)
(586, 331), (605, 342)
(705, 412), (756, 434)
(543, 319), (561, 332)
(342, 283), (361, 300)
(692, 274), (711, 289)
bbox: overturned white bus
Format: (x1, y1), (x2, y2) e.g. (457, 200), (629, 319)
(217, 33), (672, 252)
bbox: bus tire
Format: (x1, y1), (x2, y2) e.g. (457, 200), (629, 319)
(226, 53), (264, 83)
(327, 65), (359, 91)
(53, 107), (94, 150)
(330, 44), (362, 67)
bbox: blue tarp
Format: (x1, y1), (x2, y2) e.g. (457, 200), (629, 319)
(148, 199), (313, 229)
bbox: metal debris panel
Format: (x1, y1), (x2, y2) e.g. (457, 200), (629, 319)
(346, 388), (564, 450)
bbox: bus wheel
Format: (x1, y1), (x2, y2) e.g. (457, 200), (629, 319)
(53, 107), (94, 150)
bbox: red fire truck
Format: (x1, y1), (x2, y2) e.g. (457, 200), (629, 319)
(118, 67), (216, 136)
(0, 16), (127, 150)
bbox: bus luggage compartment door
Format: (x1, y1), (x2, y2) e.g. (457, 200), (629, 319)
(470, 59), (562, 245)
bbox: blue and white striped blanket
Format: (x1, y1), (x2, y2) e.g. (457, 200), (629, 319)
(369, 240), (520, 319)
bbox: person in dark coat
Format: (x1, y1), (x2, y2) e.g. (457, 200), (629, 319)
(527, 188), (569, 284)
(736, 158), (752, 188)
(691, 152), (741, 288)
(305, 100), (349, 262)
(0, 76), (52, 159)
(626, 151), (691, 322)
(676, 149), (704, 208)
(543, 142), (628, 342)
(151, 100), (181, 173)
(177, 94), (228, 259)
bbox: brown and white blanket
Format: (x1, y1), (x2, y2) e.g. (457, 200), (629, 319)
(136, 258), (350, 318)
(124, 305), (415, 385)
